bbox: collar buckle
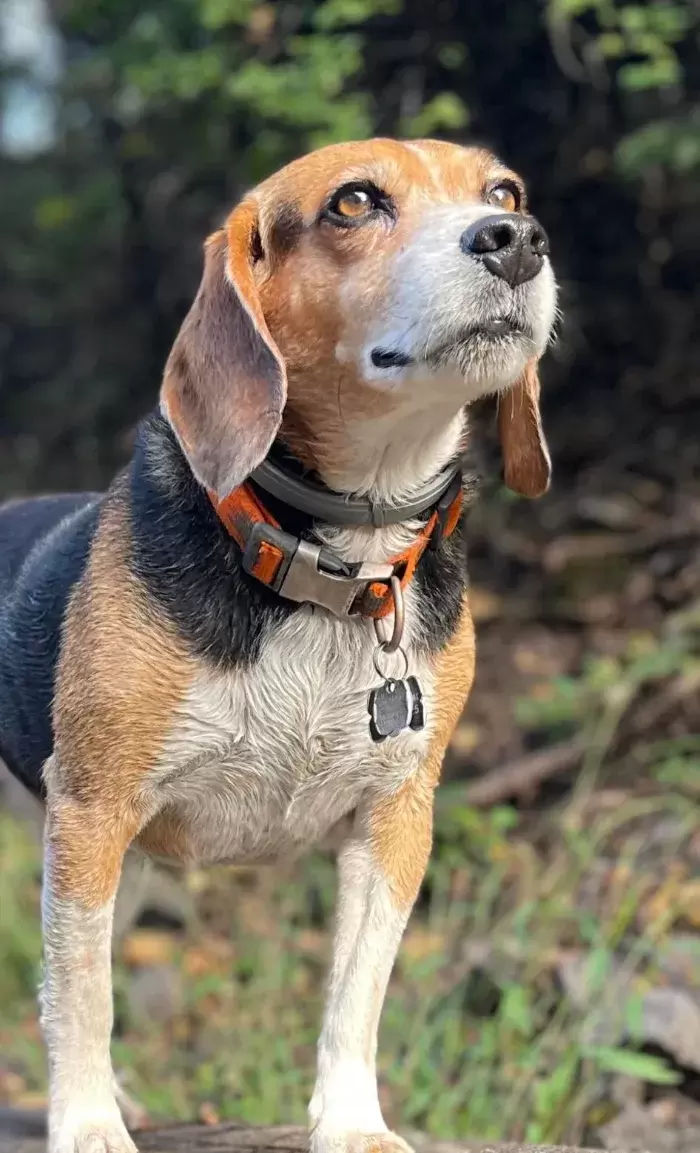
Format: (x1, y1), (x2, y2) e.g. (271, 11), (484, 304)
(279, 540), (393, 617)
(242, 522), (393, 617)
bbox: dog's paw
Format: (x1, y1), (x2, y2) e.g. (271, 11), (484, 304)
(49, 1110), (138, 1153)
(311, 1130), (414, 1153)
(65, 1134), (137, 1153)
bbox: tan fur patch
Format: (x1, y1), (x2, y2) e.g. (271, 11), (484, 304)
(46, 480), (195, 905)
(137, 807), (192, 862)
(44, 789), (142, 907)
(369, 772), (435, 913)
(370, 597), (475, 909)
(423, 594), (476, 788)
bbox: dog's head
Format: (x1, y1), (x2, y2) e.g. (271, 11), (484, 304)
(161, 139), (557, 502)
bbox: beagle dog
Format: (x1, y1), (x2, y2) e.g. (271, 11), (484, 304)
(0, 138), (556, 1153)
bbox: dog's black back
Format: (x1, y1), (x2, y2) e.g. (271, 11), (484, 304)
(0, 494), (102, 794)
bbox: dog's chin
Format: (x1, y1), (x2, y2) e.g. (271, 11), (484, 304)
(425, 322), (536, 393)
(364, 320), (545, 401)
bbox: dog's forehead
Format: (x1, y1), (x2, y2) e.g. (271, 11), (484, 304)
(251, 138), (514, 217)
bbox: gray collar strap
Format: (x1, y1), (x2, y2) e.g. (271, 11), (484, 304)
(249, 458), (462, 528)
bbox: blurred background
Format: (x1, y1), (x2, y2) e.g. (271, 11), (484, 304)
(0, 1), (698, 1149)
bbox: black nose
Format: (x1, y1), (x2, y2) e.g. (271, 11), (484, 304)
(460, 213), (549, 287)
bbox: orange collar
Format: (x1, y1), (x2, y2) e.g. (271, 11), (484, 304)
(208, 475), (462, 620)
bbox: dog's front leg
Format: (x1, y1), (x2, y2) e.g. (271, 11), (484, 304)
(309, 775), (433, 1153)
(42, 788), (141, 1153)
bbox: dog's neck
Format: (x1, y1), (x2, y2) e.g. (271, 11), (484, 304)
(281, 398), (467, 565)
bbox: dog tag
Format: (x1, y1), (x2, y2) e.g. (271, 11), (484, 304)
(368, 676), (424, 742)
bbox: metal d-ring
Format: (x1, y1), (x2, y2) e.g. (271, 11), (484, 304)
(373, 575), (405, 654)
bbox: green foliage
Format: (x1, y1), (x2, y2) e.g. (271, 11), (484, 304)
(0, 815), (43, 1006)
(314, 0), (401, 31)
(548, 0), (698, 174)
(550, 0), (689, 87)
(403, 93), (469, 138)
(582, 1045), (681, 1085)
(71, 0), (381, 143)
(515, 631), (698, 736)
(227, 35), (372, 144)
(616, 108), (700, 175)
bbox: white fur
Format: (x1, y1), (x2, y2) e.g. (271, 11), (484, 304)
(41, 872), (136, 1153)
(354, 203), (557, 397)
(309, 828), (412, 1151)
(146, 594), (432, 867)
(314, 403), (466, 531)
(40, 482), (443, 1153)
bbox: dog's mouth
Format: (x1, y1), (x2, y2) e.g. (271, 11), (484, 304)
(425, 319), (534, 364)
(371, 319), (533, 371)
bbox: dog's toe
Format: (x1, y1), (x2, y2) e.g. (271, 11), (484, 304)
(363, 1135), (413, 1153)
(76, 1133), (137, 1153)
(50, 1112), (138, 1153)
(312, 1130), (414, 1153)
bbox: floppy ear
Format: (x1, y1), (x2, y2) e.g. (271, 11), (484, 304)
(498, 359), (551, 498)
(160, 202), (286, 499)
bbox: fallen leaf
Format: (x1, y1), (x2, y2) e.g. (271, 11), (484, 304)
(198, 1102), (220, 1126)
(183, 937), (235, 977)
(0, 1069), (26, 1102)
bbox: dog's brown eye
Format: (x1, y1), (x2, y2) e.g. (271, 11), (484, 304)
(486, 182), (520, 213)
(322, 182), (393, 228)
(335, 190), (373, 218)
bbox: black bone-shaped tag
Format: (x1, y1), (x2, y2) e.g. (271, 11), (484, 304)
(368, 676), (424, 742)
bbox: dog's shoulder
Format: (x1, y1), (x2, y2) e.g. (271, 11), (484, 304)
(50, 463), (197, 805)
(48, 424), (285, 808)
(127, 413), (300, 665)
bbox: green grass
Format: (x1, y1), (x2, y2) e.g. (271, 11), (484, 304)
(0, 627), (698, 1143)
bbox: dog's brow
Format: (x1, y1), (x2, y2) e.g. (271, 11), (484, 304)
(268, 201), (304, 257)
(488, 169), (527, 197)
(323, 165), (393, 196)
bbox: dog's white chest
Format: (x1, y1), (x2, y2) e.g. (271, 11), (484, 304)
(153, 607), (433, 864)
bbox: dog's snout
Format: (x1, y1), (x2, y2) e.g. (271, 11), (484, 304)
(460, 213), (549, 288)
